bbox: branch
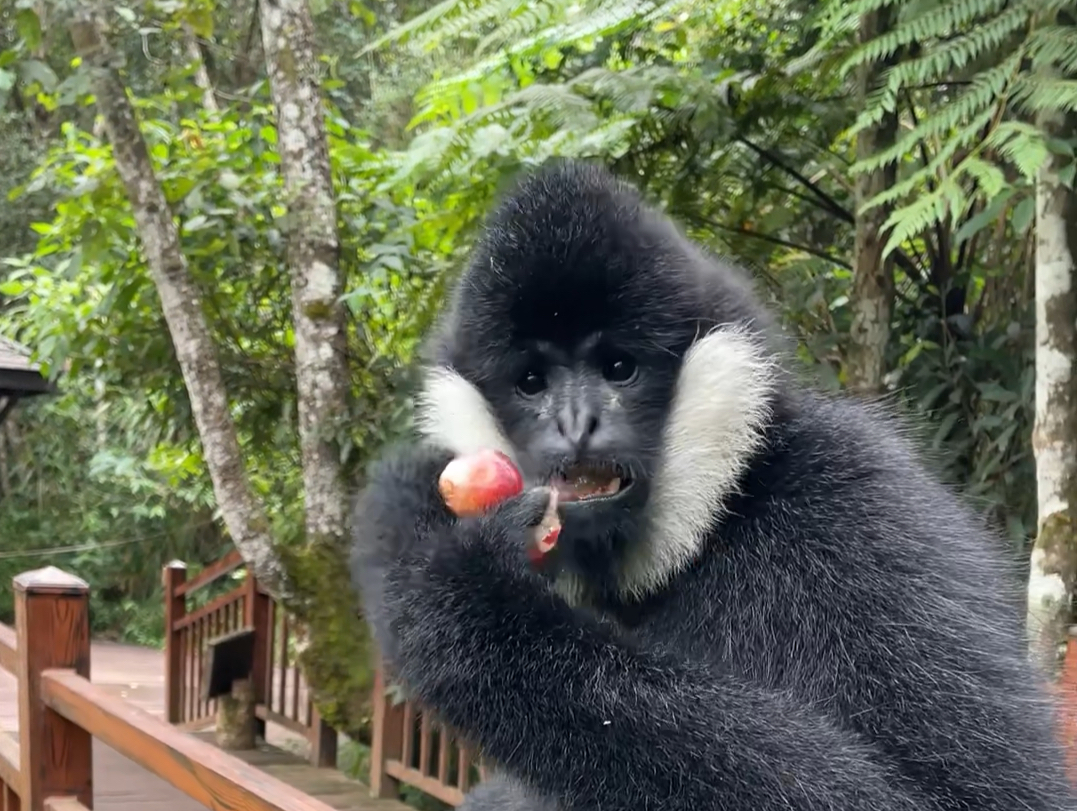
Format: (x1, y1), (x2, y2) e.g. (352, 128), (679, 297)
(735, 135), (925, 279)
(67, 5), (286, 595)
(699, 217), (852, 269)
(735, 136), (854, 224)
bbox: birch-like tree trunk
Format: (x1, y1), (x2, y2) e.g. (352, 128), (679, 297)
(257, 0), (374, 732)
(184, 26), (219, 113)
(1027, 106), (1077, 677)
(846, 8), (898, 394)
(67, 7), (285, 594)
(257, 0), (350, 550)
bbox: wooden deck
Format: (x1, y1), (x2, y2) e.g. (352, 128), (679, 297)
(0, 640), (407, 810)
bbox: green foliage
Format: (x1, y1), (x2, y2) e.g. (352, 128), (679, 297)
(813, 0), (1077, 258)
(361, 0), (1042, 546)
(0, 52), (461, 668)
(3, 89), (458, 515)
(0, 386), (227, 641)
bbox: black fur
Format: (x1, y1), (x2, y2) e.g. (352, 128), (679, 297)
(351, 160), (1075, 810)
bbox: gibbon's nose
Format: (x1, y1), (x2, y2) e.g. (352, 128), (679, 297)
(557, 406), (599, 450)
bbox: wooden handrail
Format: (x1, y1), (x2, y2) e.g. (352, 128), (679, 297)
(171, 587), (243, 632)
(41, 668), (337, 811)
(0, 622), (16, 674)
(174, 549), (244, 596)
(0, 733), (20, 797)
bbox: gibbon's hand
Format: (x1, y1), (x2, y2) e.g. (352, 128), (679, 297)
(353, 444), (933, 811)
(350, 442), (554, 675)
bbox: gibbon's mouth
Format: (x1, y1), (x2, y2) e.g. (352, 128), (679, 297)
(550, 463), (635, 505)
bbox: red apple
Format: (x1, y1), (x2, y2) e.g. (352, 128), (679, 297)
(439, 450), (562, 564)
(438, 449), (524, 517)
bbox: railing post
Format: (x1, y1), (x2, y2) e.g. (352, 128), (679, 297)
(243, 571), (269, 740)
(163, 561), (187, 725)
(369, 665), (403, 799)
(14, 566), (93, 811)
(309, 706), (337, 768)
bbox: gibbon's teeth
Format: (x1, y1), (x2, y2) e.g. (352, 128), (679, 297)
(554, 475), (623, 502)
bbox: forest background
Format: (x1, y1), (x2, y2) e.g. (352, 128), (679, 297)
(0, 0), (1075, 772)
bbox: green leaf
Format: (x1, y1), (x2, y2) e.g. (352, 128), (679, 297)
(20, 59), (58, 91)
(933, 411), (961, 449)
(15, 9), (42, 52)
(1012, 196), (1035, 234)
(953, 189), (1015, 246)
(1059, 160), (1076, 190)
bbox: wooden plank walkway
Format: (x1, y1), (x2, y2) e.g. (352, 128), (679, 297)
(0, 640), (407, 810)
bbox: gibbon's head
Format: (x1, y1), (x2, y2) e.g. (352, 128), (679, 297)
(418, 160), (778, 599)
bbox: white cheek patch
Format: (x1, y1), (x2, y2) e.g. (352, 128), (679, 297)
(619, 328), (777, 599)
(415, 367), (517, 461)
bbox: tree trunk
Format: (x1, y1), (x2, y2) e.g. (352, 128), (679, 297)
(216, 679), (257, 750)
(257, 0), (349, 559)
(1027, 106), (1077, 678)
(67, 7), (285, 594)
(846, 8), (899, 395)
(258, 0), (374, 732)
(69, 2), (376, 738)
(184, 26), (219, 113)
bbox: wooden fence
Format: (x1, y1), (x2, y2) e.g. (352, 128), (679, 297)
(163, 555), (487, 806)
(162, 554), (335, 767)
(0, 565), (342, 811)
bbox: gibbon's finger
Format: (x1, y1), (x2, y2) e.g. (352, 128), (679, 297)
(486, 486), (554, 532)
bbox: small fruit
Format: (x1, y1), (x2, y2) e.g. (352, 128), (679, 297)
(532, 490), (562, 559)
(438, 449), (524, 517)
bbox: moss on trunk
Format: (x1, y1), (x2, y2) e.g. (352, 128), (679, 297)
(281, 539), (375, 741)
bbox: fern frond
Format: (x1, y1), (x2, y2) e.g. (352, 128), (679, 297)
(983, 120), (1049, 180)
(1011, 77), (1077, 113)
(862, 106), (996, 210)
(880, 176), (966, 255)
(475, 0), (574, 54)
(498, 82), (602, 129)
(853, 56), (1017, 175)
(816, 0), (907, 40)
(883, 5), (1029, 88)
(847, 83), (899, 136)
(500, 0), (666, 61)
(959, 155), (1007, 198)
(841, 0), (1015, 75)
(434, 0), (549, 50)
(1025, 24), (1077, 72)
(361, 0), (471, 53)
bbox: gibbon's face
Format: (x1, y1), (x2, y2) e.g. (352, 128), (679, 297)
(421, 295), (693, 588)
(418, 162), (776, 593)
(482, 321), (681, 513)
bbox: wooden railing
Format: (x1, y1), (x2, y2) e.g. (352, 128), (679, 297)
(164, 552), (487, 805)
(0, 565), (340, 811)
(369, 668), (487, 806)
(163, 555), (336, 767)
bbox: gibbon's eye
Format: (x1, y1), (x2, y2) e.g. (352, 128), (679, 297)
(602, 353), (638, 384)
(516, 367), (548, 397)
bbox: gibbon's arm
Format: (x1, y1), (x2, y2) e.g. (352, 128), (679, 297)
(351, 445), (931, 811)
